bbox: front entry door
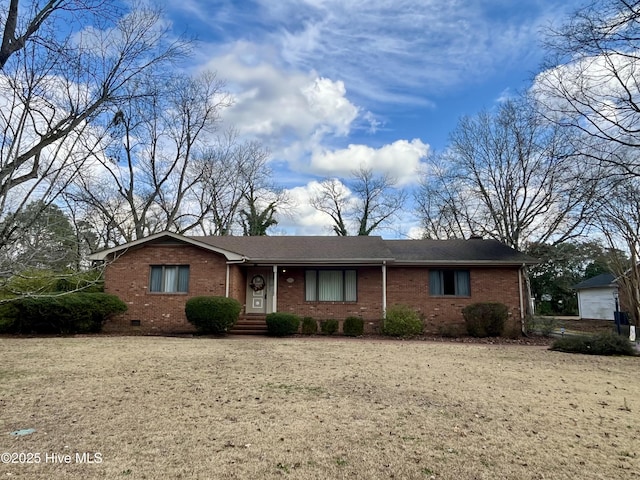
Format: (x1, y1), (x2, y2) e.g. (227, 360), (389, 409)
(246, 269), (271, 314)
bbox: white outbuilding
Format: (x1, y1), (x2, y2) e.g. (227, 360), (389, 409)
(572, 273), (617, 321)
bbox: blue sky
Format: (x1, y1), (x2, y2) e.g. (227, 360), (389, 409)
(161, 0), (585, 237)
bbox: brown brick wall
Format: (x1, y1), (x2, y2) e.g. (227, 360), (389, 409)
(104, 244), (243, 333)
(276, 267), (384, 333)
(386, 266), (523, 334)
(104, 244), (523, 335)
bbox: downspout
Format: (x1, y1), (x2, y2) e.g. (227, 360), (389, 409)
(518, 263), (525, 334)
(272, 265), (278, 313)
(382, 261), (387, 318)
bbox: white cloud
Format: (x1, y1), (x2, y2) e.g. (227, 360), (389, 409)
(249, 0), (572, 106)
(277, 181), (339, 235)
(200, 41), (357, 143)
(198, 40), (435, 184)
(309, 139), (429, 185)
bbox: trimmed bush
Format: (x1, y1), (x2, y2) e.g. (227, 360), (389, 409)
(266, 313), (301, 337)
(462, 302), (508, 337)
(8, 293), (126, 334)
(320, 319), (339, 335)
(550, 332), (636, 356)
(301, 317), (318, 335)
(343, 316), (364, 337)
(185, 296), (241, 335)
(382, 304), (423, 337)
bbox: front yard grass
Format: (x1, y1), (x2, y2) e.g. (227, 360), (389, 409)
(0, 336), (638, 479)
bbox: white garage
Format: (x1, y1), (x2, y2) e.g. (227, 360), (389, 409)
(572, 273), (617, 321)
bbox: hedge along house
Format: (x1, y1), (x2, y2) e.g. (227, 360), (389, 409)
(89, 232), (536, 335)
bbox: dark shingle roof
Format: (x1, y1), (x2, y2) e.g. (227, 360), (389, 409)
(89, 231), (536, 266)
(572, 273), (616, 290)
(197, 235), (394, 262)
(196, 236), (534, 265)
(385, 238), (535, 264)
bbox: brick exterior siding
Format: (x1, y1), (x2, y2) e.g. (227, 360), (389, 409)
(276, 267), (384, 333)
(103, 244), (524, 335)
(103, 244), (244, 333)
(386, 266), (522, 335)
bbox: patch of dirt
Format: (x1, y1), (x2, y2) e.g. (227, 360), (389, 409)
(554, 317), (616, 334)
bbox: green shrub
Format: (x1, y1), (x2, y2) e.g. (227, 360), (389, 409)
(462, 302), (508, 337)
(382, 304), (423, 337)
(438, 323), (466, 338)
(9, 293), (126, 334)
(185, 296), (241, 335)
(301, 317), (318, 335)
(0, 301), (18, 333)
(0, 269), (104, 296)
(550, 332), (636, 356)
(266, 313), (301, 336)
(320, 319), (339, 335)
(343, 316), (364, 337)
(538, 317), (556, 336)
(1, 269), (59, 295)
(55, 270), (104, 293)
(536, 301), (553, 316)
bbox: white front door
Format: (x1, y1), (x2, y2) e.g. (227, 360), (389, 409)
(246, 269), (271, 314)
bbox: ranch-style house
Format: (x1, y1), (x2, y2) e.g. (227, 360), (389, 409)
(89, 232), (536, 335)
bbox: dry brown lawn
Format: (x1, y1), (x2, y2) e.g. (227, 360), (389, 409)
(0, 335), (638, 480)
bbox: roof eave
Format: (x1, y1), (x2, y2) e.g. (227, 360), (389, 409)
(388, 260), (537, 266)
(241, 258), (394, 266)
(88, 231), (245, 262)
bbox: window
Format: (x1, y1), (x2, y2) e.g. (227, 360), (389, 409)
(149, 265), (190, 293)
(305, 269), (357, 302)
(429, 269), (470, 296)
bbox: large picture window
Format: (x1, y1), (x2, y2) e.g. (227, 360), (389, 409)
(429, 269), (470, 296)
(305, 269), (357, 302)
(149, 265), (190, 293)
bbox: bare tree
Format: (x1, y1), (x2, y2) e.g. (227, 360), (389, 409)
(66, 72), (229, 244)
(593, 176), (640, 326)
(311, 167), (407, 236)
(191, 137), (285, 236)
(310, 178), (350, 236)
(416, 98), (597, 250)
(536, 0), (640, 175)
(236, 143), (288, 236)
(189, 131), (248, 236)
(0, 1), (116, 70)
(415, 155), (474, 239)
(351, 167), (408, 236)
(0, 1), (188, 266)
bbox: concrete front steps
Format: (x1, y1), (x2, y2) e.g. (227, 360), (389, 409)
(229, 315), (268, 335)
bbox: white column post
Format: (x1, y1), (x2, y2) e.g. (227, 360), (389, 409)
(272, 265), (278, 313)
(382, 261), (387, 318)
(225, 264), (230, 297)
